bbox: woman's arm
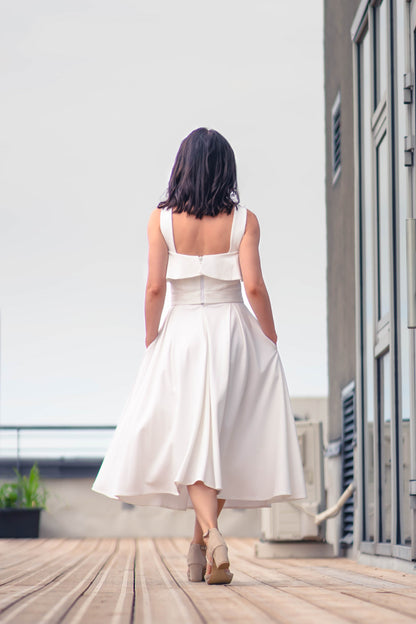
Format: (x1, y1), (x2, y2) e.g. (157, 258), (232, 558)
(239, 210), (278, 344)
(144, 209), (168, 347)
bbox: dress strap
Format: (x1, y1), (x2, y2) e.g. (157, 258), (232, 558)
(229, 205), (247, 252)
(159, 207), (176, 251)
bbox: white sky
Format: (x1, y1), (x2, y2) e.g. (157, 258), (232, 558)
(0, 0), (326, 425)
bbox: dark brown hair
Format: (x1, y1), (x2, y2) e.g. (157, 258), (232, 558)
(157, 128), (240, 219)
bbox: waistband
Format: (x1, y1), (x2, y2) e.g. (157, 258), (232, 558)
(170, 276), (243, 306)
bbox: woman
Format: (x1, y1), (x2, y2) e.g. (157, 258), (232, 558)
(92, 127), (307, 585)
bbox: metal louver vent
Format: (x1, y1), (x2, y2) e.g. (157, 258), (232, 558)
(332, 91), (341, 183)
(341, 381), (356, 546)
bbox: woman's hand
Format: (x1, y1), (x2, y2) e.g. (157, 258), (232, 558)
(145, 334), (158, 349)
(266, 331), (278, 344)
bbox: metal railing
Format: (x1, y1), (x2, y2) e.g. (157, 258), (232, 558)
(0, 425), (116, 472)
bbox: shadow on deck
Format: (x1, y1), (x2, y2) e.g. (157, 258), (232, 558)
(1, 537), (416, 623)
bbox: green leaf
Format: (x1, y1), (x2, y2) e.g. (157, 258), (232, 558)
(1, 463), (48, 509)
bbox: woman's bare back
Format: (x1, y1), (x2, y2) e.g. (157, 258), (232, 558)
(171, 209), (235, 256)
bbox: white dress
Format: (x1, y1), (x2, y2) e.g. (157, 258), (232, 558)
(92, 206), (307, 509)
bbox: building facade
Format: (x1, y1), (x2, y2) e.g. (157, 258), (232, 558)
(325, 0), (416, 567)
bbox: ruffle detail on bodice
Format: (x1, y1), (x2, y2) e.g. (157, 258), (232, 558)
(166, 251), (242, 281)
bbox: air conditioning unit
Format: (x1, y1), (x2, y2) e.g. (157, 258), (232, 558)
(261, 421), (325, 540)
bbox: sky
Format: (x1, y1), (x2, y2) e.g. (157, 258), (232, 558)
(0, 0), (326, 425)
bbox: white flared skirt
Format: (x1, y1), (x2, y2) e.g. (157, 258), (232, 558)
(92, 287), (307, 510)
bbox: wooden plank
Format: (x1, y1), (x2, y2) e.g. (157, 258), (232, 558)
(0, 538), (49, 557)
(0, 538), (45, 551)
(165, 539), (349, 624)
(134, 538), (204, 624)
(339, 586), (416, 618)
(0, 539), (80, 585)
(0, 539), (96, 608)
(283, 586), (416, 624)
(36, 539), (119, 624)
(60, 538), (136, 624)
(309, 557), (416, 588)
(0, 539), (115, 623)
(0, 539), (100, 620)
(0, 539), (87, 595)
(229, 583), (352, 624)
(239, 556), (410, 590)
(233, 556), (357, 588)
(0, 539), (55, 569)
(286, 560), (413, 590)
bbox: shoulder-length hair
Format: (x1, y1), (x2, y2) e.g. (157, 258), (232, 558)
(157, 128), (240, 219)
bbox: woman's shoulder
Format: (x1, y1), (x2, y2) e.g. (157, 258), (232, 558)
(148, 207), (163, 222)
(147, 208), (163, 236)
(244, 207), (257, 219)
(243, 207), (260, 234)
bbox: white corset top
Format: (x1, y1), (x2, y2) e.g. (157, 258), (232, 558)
(159, 205), (247, 282)
(166, 251), (242, 281)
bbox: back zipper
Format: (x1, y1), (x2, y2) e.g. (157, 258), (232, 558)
(199, 256), (205, 304)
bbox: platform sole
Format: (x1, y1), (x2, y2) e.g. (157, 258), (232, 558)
(204, 561), (233, 585)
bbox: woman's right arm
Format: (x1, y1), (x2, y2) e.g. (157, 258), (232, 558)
(239, 209), (278, 344)
(144, 209), (168, 348)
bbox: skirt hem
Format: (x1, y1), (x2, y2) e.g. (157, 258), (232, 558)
(91, 485), (307, 511)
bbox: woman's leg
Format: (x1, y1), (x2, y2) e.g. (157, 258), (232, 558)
(187, 481), (218, 537)
(187, 481), (226, 575)
(191, 498), (226, 545)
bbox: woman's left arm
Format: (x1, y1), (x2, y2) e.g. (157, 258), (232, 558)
(144, 209), (168, 347)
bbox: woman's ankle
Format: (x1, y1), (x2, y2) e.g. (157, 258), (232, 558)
(203, 525), (218, 539)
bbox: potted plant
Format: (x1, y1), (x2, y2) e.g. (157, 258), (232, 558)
(0, 463), (48, 538)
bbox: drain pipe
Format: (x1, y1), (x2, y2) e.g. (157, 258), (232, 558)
(287, 481), (355, 524)
(314, 482), (355, 525)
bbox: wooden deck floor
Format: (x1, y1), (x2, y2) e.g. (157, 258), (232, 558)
(0, 538), (416, 623)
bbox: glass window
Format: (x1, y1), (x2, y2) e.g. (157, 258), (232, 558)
(374, 0), (388, 106)
(378, 350), (392, 543)
(360, 29), (375, 542)
(376, 132), (390, 320)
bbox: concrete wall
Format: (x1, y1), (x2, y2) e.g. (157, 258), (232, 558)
(324, 0), (360, 441)
(39, 477), (262, 538)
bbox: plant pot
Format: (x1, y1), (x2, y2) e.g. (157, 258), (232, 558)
(0, 508), (42, 538)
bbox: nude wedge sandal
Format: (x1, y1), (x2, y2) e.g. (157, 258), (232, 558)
(203, 528), (233, 585)
(187, 543), (207, 582)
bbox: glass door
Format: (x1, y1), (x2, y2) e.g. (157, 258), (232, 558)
(356, 0), (396, 553)
(354, 0), (415, 561)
